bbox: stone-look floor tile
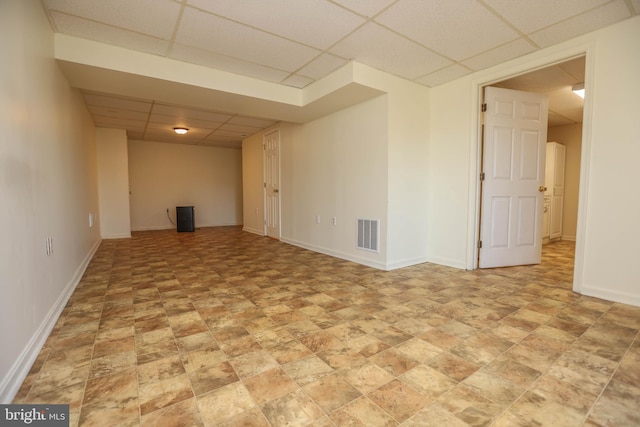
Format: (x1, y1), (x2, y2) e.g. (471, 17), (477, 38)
(270, 339), (314, 364)
(330, 396), (396, 426)
(80, 369), (139, 426)
(450, 331), (514, 366)
(89, 350), (137, 378)
(461, 370), (524, 407)
(509, 390), (586, 427)
(138, 373), (194, 415)
(181, 348), (227, 373)
(404, 403), (472, 427)
(187, 361), (239, 396)
(368, 379), (430, 422)
(197, 382), (256, 426)
(395, 337), (442, 363)
(282, 354), (334, 386)
(399, 365), (458, 401)
(15, 229), (640, 426)
(419, 328), (461, 349)
(243, 367), (298, 405)
(613, 349), (640, 388)
(339, 360), (395, 394)
(260, 389), (324, 426)
(428, 351), (480, 381)
(532, 372), (600, 412)
(482, 356), (542, 388)
(437, 384), (504, 426)
(369, 348), (420, 376)
(587, 379), (640, 427)
(216, 407), (270, 427)
(229, 349), (279, 379)
(303, 373), (362, 412)
(141, 397), (204, 427)
(317, 346), (366, 370)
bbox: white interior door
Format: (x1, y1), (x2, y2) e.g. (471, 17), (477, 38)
(479, 86), (548, 268)
(264, 129), (280, 239)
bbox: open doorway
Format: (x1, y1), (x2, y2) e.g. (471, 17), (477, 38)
(478, 56), (585, 289)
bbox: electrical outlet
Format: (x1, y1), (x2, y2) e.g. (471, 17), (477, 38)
(332, 217), (337, 226)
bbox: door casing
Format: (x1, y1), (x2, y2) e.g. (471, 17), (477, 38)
(467, 44), (595, 297)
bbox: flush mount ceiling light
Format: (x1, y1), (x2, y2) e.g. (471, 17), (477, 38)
(572, 83), (585, 99)
(173, 127), (189, 135)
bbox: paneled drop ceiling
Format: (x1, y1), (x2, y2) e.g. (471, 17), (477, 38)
(41, 0), (638, 146)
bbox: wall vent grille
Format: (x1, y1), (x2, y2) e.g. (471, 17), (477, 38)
(356, 218), (379, 252)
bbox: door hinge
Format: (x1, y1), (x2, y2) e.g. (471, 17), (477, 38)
(478, 240), (483, 249)
(481, 103), (487, 112)
(480, 172), (485, 181)
(264, 182), (267, 188)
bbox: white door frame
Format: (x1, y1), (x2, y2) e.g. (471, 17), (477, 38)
(467, 42), (595, 296)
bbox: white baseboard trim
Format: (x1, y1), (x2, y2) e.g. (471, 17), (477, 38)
(131, 223), (242, 232)
(425, 255), (468, 270)
(385, 256), (430, 271)
(242, 226), (265, 236)
(579, 284), (640, 307)
(281, 237), (388, 270)
(101, 232), (132, 238)
(0, 238), (102, 403)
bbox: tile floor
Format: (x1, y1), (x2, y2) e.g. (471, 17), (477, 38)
(13, 227), (640, 426)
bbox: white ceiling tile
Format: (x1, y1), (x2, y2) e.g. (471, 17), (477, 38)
(529, 1), (631, 47)
(558, 56), (586, 82)
(297, 54), (349, 80)
(170, 44), (291, 83)
(176, 6), (321, 72)
(50, 12), (170, 56)
(461, 38), (536, 71)
(127, 131), (145, 140)
(547, 111), (576, 127)
(484, 0), (611, 34)
(218, 123), (261, 134)
(330, 0), (398, 17)
(187, 0), (365, 49)
(375, 0), (519, 61)
(43, 0), (180, 39)
(282, 75), (314, 88)
(199, 138), (243, 149)
(92, 116), (146, 130)
(151, 104), (233, 123)
(416, 63), (472, 87)
(83, 93), (152, 113)
(330, 23), (452, 79)
(228, 116), (278, 128)
(148, 115), (224, 130)
(495, 65), (576, 92)
(88, 106), (149, 121)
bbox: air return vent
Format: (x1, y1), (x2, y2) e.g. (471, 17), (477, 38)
(356, 218), (379, 252)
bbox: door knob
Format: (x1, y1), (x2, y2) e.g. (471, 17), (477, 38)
(539, 186), (547, 192)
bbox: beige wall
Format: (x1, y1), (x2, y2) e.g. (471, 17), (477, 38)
(547, 124), (582, 240)
(280, 96), (390, 268)
(128, 140), (242, 231)
(0, 1), (101, 401)
(96, 128), (131, 238)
